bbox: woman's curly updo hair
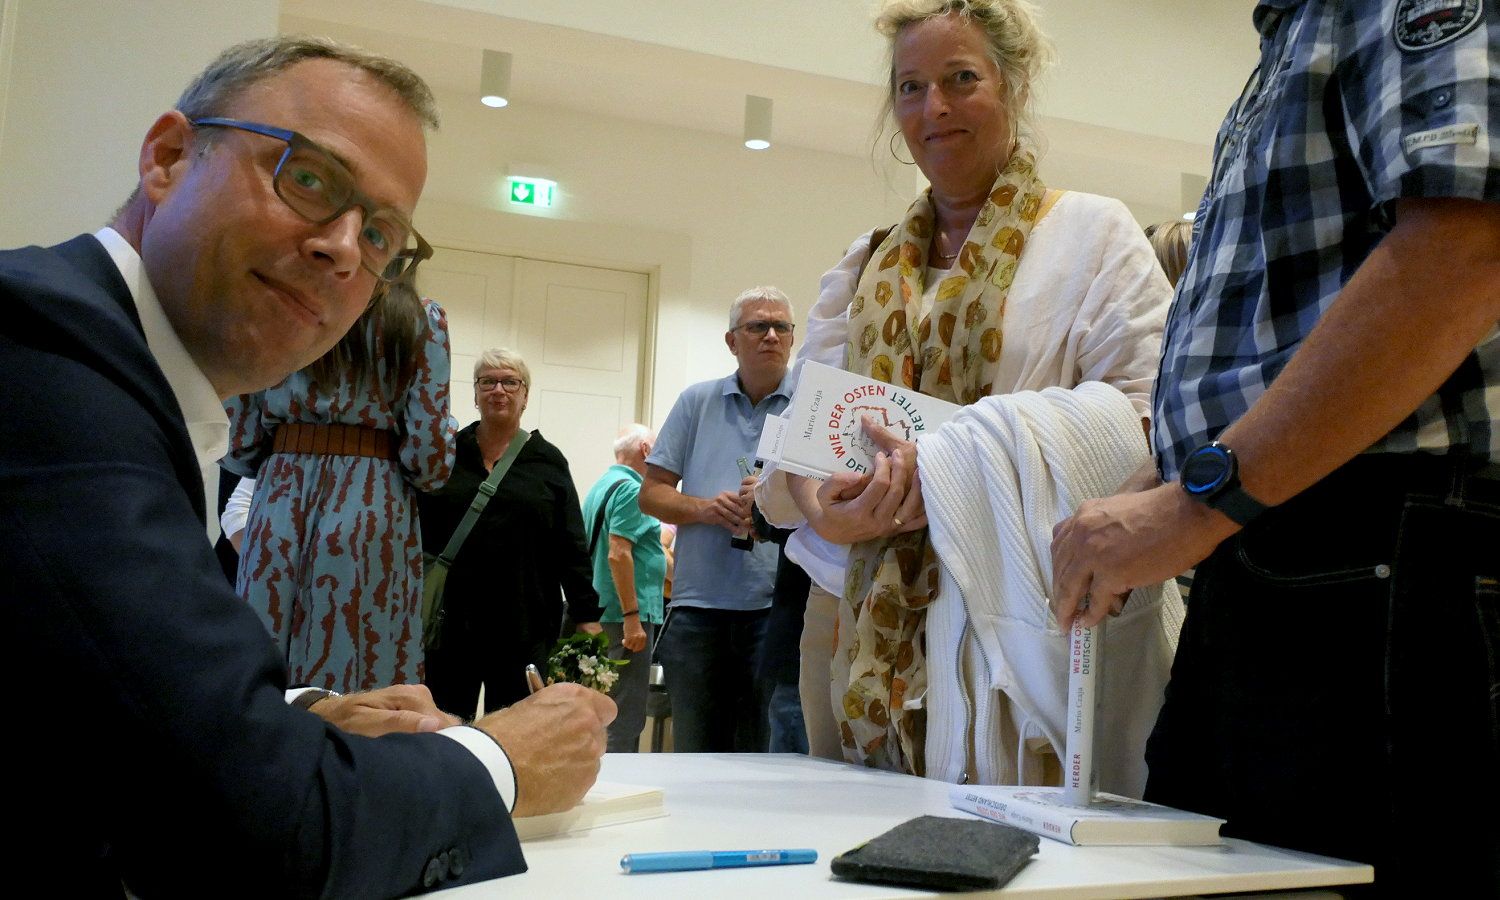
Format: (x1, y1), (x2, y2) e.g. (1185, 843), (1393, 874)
(875, 0), (1054, 154)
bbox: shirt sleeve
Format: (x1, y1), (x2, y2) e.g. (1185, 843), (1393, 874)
(276, 699), (517, 813)
(221, 391), (269, 479)
(397, 296), (458, 493)
(645, 391), (694, 479)
(798, 230), (871, 375)
(1336, 2), (1500, 209)
(437, 726), (518, 812)
(1068, 198), (1174, 418)
(606, 480), (650, 542)
(220, 475), (254, 540)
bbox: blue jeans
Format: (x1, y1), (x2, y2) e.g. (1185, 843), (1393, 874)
(601, 620), (655, 753)
(655, 606), (769, 752)
(767, 681), (809, 754)
(1145, 454), (1500, 896)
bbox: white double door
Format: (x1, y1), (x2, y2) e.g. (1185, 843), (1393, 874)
(419, 248), (650, 497)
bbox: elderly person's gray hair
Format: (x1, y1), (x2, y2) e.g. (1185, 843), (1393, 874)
(727, 285), (795, 330)
(612, 423), (654, 458)
(473, 348), (531, 388)
(874, 0), (1054, 154)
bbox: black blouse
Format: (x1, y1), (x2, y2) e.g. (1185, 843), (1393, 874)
(417, 425), (601, 650)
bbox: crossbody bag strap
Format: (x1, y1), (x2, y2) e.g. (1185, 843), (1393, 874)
(587, 479), (630, 558)
(436, 429), (531, 566)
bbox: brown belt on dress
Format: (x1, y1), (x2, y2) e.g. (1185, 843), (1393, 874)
(271, 423), (399, 460)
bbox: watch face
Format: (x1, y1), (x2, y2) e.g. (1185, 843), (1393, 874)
(1182, 444), (1231, 495)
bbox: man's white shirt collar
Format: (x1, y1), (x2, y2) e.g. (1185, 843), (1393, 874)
(93, 227), (228, 541)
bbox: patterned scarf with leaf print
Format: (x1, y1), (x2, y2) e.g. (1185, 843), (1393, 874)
(836, 150), (1046, 774)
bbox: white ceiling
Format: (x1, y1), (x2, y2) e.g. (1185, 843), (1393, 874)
(282, 0), (1262, 171)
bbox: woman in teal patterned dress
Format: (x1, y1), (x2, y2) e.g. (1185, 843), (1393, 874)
(224, 282), (456, 692)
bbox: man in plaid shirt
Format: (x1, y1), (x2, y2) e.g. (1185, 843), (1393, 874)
(1051, 2), (1497, 891)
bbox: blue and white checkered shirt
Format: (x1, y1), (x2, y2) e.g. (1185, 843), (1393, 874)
(1151, 0), (1500, 480)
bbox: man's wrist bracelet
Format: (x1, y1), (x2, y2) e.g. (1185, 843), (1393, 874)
(622, 609), (640, 618)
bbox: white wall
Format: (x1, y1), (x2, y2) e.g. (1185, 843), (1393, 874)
(417, 88), (921, 426)
(0, 0), (278, 248)
(417, 0), (1259, 147)
(270, 0), (1243, 424)
(0, 0), (1218, 431)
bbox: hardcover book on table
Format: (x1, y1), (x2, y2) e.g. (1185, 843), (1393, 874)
(774, 360), (962, 480)
(949, 784), (1224, 847)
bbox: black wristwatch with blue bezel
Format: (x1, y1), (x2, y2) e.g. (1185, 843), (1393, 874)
(1180, 440), (1268, 526)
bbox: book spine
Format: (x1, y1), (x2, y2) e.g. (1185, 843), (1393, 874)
(754, 414), (787, 465)
(1063, 619), (1099, 806)
(773, 458), (830, 482)
(949, 788), (1080, 846)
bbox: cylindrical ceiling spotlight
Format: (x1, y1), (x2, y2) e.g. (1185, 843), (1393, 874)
(480, 50), (512, 108)
(743, 95), (772, 150)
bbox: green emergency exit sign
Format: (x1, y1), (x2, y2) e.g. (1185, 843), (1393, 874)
(507, 177), (556, 208)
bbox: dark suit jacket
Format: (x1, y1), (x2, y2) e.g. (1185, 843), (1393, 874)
(0, 236), (524, 898)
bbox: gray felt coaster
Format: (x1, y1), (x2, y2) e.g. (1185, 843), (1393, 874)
(831, 814), (1040, 891)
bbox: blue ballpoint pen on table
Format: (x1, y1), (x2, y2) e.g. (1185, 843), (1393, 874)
(620, 849), (817, 874)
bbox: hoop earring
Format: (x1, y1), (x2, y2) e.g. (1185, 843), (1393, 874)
(888, 131), (915, 166)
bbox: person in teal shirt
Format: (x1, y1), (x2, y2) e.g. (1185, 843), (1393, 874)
(582, 424), (667, 752)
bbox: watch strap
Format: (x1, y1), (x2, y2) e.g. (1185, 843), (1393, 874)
(290, 688), (338, 711)
(1211, 485), (1269, 526)
(1182, 440), (1270, 526)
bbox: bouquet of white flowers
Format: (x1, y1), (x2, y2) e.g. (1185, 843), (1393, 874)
(546, 631), (628, 695)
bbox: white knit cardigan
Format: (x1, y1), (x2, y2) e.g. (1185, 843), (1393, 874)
(920, 382), (1184, 797)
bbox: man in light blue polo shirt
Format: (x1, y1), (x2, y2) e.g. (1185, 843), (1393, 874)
(640, 286), (795, 752)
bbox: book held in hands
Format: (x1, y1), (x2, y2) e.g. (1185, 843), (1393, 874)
(766, 360), (962, 480)
(1063, 617), (1099, 807)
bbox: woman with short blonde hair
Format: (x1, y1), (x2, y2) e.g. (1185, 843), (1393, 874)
(418, 348), (601, 713)
(1146, 220), (1194, 287)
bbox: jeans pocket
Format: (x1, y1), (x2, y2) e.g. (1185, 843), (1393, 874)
(1474, 575), (1500, 750)
(1234, 536), (1392, 588)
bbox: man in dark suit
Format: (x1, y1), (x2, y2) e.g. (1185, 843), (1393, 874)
(0, 36), (612, 898)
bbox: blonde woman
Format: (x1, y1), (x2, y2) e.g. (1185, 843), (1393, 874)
(1146, 219), (1193, 287)
(760, 0), (1177, 785)
(417, 349), (602, 713)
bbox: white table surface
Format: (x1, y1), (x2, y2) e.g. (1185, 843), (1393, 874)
(437, 753), (1372, 899)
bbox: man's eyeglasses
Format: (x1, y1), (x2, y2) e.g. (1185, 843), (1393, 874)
(733, 320), (795, 337)
(190, 117), (432, 284)
(477, 376), (526, 392)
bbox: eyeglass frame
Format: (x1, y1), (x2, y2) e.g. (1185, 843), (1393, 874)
(476, 376), (527, 393)
(189, 117), (433, 284)
(731, 320), (795, 337)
